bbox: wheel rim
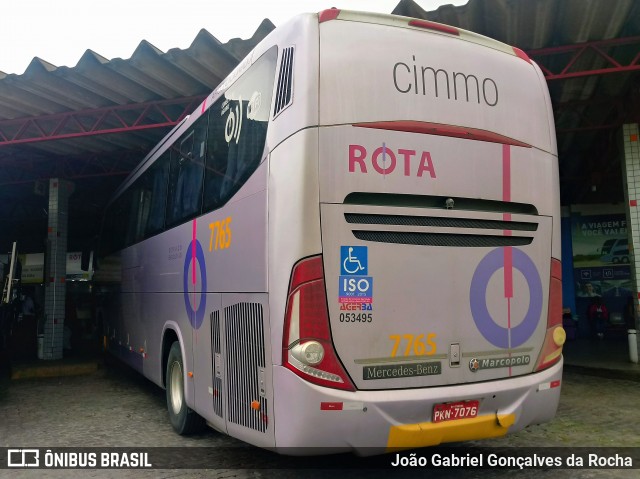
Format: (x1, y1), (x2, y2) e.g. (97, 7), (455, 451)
(169, 360), (183, 414)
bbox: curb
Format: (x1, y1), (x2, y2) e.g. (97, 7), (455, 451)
(10, 361), (100, 380)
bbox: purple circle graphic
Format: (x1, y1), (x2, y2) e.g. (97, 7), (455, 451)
(470, 247), (542, 348)
(183, 240), (207, 329)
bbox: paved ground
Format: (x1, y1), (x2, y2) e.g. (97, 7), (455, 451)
(1, 359), (639, 478)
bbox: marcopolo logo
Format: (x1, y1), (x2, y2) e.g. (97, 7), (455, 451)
(469, 355), (531, 372)
(469, 358), (480, 372)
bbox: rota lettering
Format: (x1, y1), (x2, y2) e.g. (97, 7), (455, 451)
(349, 144), (436, 178)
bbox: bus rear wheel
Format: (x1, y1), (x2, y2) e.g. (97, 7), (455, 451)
(166, 341), (205, 434)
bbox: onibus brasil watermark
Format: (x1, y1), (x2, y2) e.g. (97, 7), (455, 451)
(6, 449), (151, 469)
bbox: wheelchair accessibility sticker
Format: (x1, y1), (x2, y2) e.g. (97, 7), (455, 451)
(341, 246), (368, 275)
(339, 246), (373, 304)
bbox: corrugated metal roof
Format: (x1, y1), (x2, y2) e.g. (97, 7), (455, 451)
(394, 0), (640, 48)
(0, 20), (274, 251)
(0, 19), (274, 157)
(0, 1), (639, 251)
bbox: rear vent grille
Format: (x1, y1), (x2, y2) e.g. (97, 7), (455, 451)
(353, 230), (533, 247)
(225, 303), (268, 433)
(211, 310), (223, 419)
(273, 46), (294, 117)
(345, 213), (537, 231)
(344, 192), (538, 215)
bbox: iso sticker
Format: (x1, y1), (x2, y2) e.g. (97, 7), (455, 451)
(339, 276), (373, 304)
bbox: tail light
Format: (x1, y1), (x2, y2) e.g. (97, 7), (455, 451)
(283, 255), (355, 391)
(534, 258), (565, 371)
(408, 19), (459, 36)
(513, 47), (533, 64)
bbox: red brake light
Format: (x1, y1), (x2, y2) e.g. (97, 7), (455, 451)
(513, 47), (532, 64)
(408, 19), (459, 36)
(283, 256), (355, 391)
(354, 121), (532, 148)
(289, 256), (324, 292)
(318, 8), (340, 23)
(548, 259), (563, 328)
(534, 258), (565, 371)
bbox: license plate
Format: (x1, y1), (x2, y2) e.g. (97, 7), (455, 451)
(432, 400), (480, 423)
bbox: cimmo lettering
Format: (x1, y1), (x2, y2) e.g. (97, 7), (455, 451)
(393, 55), (498, 107)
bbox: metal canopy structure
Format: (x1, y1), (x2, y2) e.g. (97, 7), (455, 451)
(0, 0), (639, 253)
(0, 96), (204, 147)
(392, 0), (640, 206)
(0, 20), (274, 252)
(529, 37), (640, 81)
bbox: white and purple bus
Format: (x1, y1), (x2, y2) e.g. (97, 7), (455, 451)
(95, 9), (564, 454)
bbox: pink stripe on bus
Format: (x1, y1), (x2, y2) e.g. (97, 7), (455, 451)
(502, 144), (511, 203)
(503, 145), (513, 299)
(192, 219), (197, 286)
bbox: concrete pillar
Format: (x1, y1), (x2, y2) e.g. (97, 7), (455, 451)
(42, 179), (73, 360)
(622, 124), (640, 361)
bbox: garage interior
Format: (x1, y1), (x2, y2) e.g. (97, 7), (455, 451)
(0, 0), (639, 366)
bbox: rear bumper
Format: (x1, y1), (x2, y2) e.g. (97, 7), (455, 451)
(272, 358), (563, 454)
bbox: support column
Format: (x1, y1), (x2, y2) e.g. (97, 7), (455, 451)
(622, 124), (640, 343)
(42, 179), (73, 360)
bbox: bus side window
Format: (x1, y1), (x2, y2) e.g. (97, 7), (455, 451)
(144, 152), (170, 237)
(119, 187), (137, 247)
(125, 185), (149, 246)
(103, 148), (170, 253)
(203, 46), (277, 213)
(166, 113), (209, 226)
(204, 108), (231, 211)
(100, 193), (128, 256)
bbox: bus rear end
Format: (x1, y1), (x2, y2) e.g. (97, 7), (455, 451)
(276, 10), (562, 453)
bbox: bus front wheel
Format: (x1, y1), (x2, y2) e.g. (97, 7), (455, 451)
(166, 341), (205, 434)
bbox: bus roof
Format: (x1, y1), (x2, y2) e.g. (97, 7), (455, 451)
(319, 9), (529, 63)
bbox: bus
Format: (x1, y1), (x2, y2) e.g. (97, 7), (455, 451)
(94, 9), (564, 454)
(600, 238), (629, 264)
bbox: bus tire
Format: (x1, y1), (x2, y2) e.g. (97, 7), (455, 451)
(166, 341), (205, 435)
